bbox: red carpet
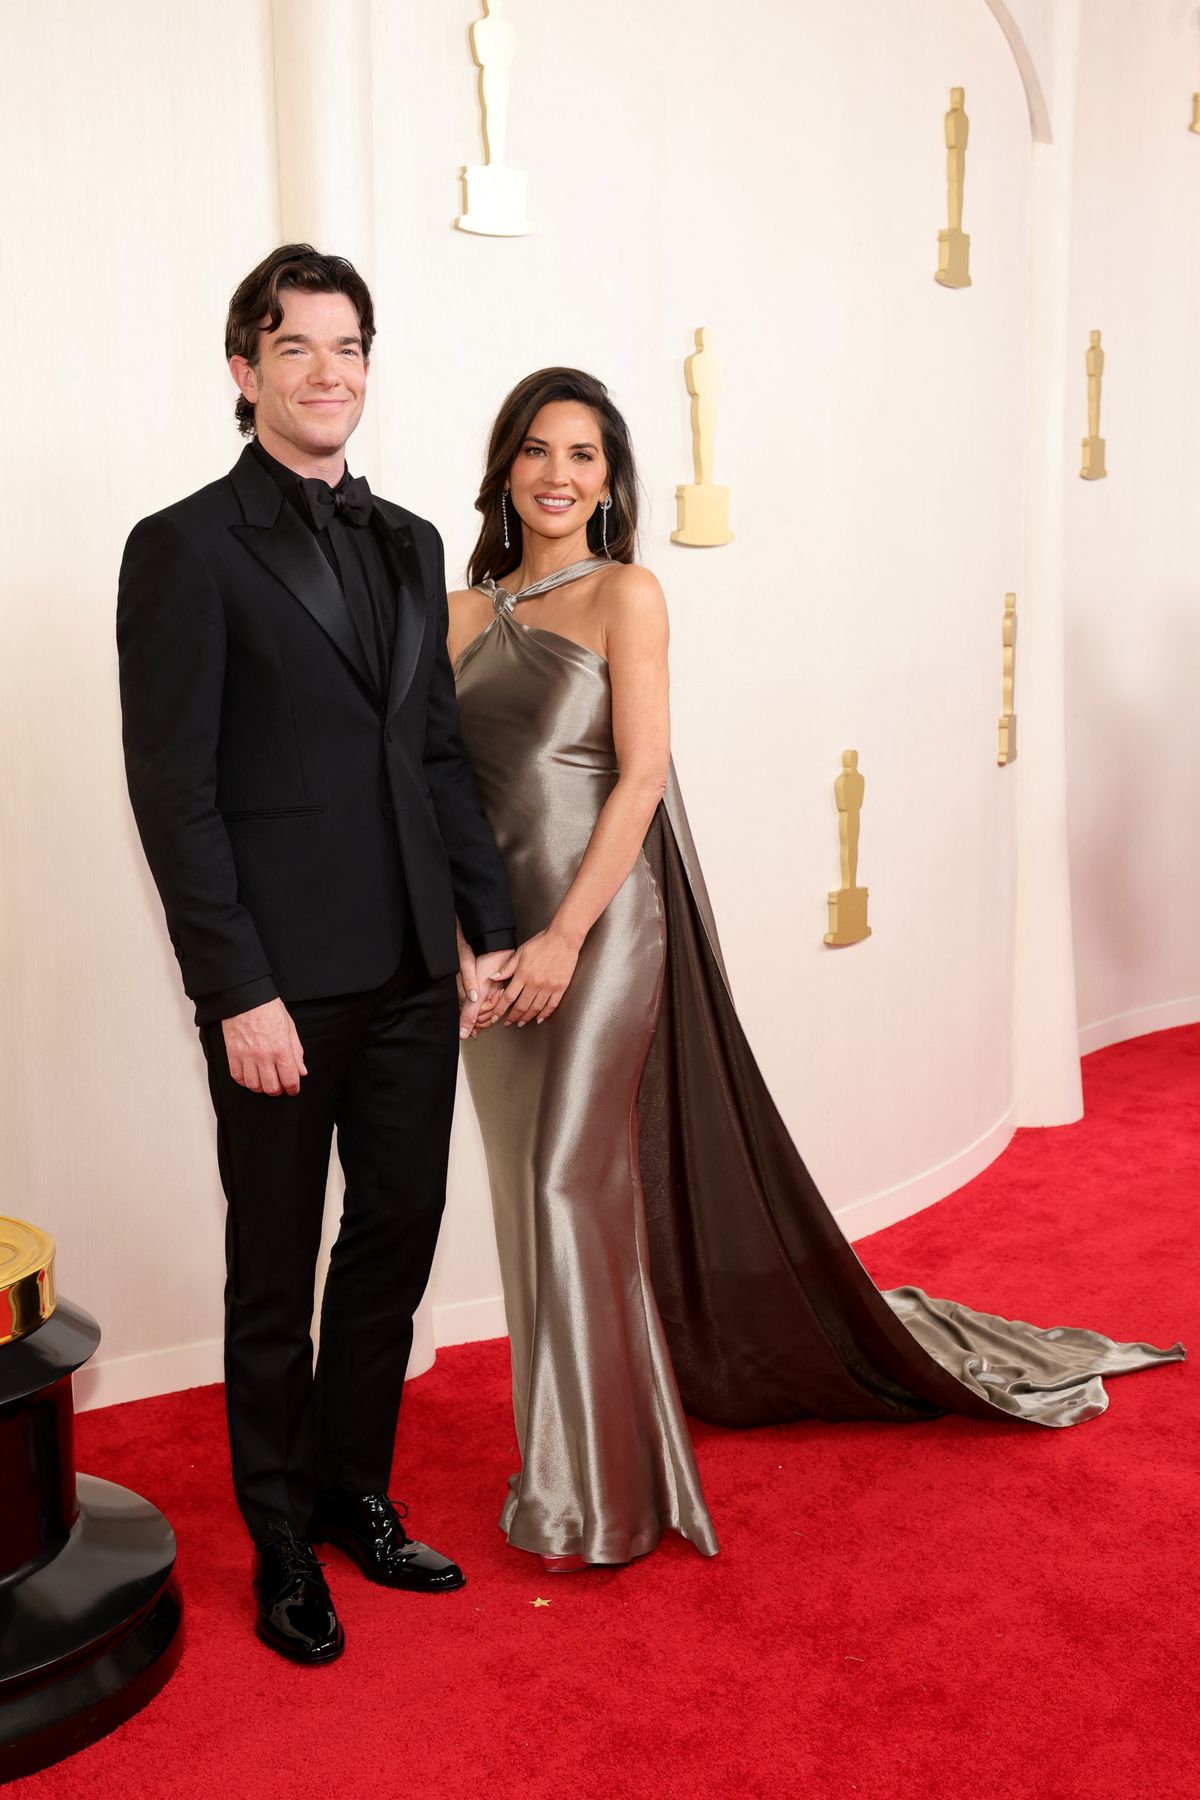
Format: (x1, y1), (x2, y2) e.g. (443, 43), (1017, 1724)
(11, 1028), (1197, 1799)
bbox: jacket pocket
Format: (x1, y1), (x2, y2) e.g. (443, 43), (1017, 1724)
(221, 804), (326, 822)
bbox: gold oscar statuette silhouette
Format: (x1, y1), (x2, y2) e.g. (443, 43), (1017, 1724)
(824, 751), (872, 947)
(1080, 329), (1107, 480)
(997, 592), (1017, 766)
(671, 327), (735, 547)
(1190, 93), (1200, 134)
(935, 87), (971, 289)
(457, 0), (532, 237)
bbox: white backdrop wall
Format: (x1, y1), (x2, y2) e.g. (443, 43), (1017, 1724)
(379, 0), (1033, 1328)
(1063, 0), (1200, 1053)
(0, 0), (1158, 1412)
(0, 0), (280, 1403)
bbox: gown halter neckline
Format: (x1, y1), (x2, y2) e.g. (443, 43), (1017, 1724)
(481, 558), (607, 612)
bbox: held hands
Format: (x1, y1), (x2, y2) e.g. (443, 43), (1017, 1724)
(222, 998), (307, 1096)
(456, 923), (515, 1039)
(489, 925), (581, 1028)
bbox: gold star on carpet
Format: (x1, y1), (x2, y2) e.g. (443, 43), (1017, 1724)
(531, 1596), (551, 1608)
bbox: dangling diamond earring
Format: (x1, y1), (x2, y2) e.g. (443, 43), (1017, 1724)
(501, 489), (511, 552)
(601, 495), (613, 558)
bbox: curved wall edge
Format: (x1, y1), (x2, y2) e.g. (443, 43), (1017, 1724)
(1077, 999), (1200, 1061)
(981, 0), (1054, 142)
(76, 1306), (441, 1415)
(76, 1102), (1019, 1414)
(75, 1338), (223, 1415)
(832, 1104), (1018, 1246)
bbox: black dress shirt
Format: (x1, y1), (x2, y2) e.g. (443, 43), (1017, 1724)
(248, 437), (396, 703)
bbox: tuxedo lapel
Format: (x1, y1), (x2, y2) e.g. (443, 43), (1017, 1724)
(374, 498), (430, 722)
(228, 447), (376, 695)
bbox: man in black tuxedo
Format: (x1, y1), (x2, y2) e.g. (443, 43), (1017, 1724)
(117, 245), (514, 1663)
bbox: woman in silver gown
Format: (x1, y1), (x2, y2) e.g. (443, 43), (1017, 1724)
(447, 368), (1183, 1572)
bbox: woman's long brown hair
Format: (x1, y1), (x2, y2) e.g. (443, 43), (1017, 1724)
(467, 368), (640, 587)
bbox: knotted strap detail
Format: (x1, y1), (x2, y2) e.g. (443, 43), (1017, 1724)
(481, 557), (606, 616)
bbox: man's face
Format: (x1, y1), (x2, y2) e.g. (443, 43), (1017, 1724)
(230, 289), (368, 468)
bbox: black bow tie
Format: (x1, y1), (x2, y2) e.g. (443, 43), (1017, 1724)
(299, 473), (373, 533)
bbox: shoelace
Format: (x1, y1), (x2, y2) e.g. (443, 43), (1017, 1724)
(265, 1521), (326, 1587)
(368, 1495), (412, 1544)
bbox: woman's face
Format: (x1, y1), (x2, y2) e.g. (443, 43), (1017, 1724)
(507, 401), (609, 549)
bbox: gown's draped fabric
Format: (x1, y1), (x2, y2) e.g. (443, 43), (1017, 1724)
(454, 560), (1184, 1563)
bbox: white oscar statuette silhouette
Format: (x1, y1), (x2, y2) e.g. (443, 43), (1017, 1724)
(457, 0), (532, 237)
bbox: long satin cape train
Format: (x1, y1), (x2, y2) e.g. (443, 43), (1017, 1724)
(636, 767), (1185, 1430)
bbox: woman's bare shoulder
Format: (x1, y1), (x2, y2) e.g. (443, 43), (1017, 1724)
(594, 563), (668, 662)
(446, 584), (493, 660)
(597, 561), (667, 625)
(448, 584), (493, 625)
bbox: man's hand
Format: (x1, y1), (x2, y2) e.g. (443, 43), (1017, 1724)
(456, 924), (515, 1039)
(472, 949), (516, 1032)
(222, 998), (307, 1096)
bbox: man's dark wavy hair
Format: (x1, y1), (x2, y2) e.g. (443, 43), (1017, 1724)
(224, 243), (376, 437)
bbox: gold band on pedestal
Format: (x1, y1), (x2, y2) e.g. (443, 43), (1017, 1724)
(0, 1216), (58, 1345)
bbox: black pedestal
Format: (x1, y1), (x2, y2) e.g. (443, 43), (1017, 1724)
(0, 1300), (183, 1781)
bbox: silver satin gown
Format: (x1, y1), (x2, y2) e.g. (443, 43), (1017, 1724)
(454, 559), (1184, 1565)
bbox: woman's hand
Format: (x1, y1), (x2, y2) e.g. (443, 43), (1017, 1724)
(491, 925), (581, 1027)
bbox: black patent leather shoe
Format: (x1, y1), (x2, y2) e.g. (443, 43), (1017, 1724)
(254, 1523), (344, 1664)
(312, 1490), (465, 1593)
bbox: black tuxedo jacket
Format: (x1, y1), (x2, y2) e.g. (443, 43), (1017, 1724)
(118, 444), (514, 1024)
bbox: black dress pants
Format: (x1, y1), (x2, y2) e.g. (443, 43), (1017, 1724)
(200, 947), (459, 1544)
